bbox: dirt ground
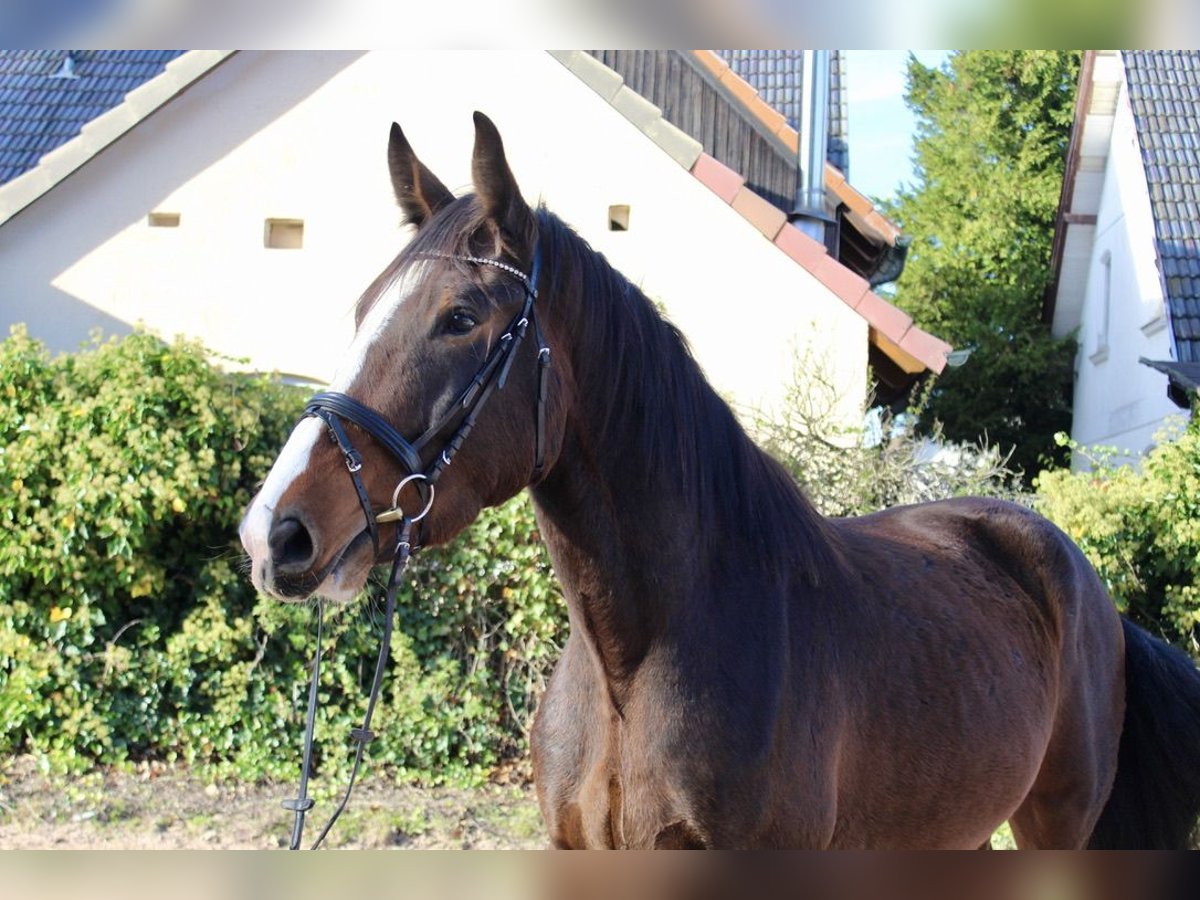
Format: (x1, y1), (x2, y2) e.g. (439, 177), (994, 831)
(0, 756), (1024, 849)
(0, 756), (545, 850)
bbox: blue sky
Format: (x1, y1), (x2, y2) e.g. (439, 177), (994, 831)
(844, 50), (950, 203)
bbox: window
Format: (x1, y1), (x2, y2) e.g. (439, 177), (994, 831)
(147, 211), (180, 228)
(1090, 251), (1112, 364)
(265, 218), (304, 249)
(608, 205), (630, 232)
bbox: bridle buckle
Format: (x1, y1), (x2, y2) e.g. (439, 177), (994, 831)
(376, 473), (435, 524)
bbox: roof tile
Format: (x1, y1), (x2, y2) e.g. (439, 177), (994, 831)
(1123, 51), (1200, 362)
(774, 223), (829, 269)
(0, 50), (184, 185)
(730, 185), (787, 239)
(691, 153), (744, 204)
(856, 290), (913, 344)
(718, 68), (762, 110)
(812, 254), (870, 307)
(898, 327), (952, 375)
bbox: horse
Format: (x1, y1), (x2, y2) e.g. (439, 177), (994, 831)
(239, 112), (1200, 849)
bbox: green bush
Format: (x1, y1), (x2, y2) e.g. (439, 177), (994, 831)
(0, 327), (565, 783)
(1035, 412), (1200, 657)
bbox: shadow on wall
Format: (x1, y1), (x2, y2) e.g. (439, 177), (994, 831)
(0, 51), (366, 356)
(3, 287), (132, 350)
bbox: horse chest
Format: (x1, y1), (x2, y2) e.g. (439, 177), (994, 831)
(531, 644), (703, 848)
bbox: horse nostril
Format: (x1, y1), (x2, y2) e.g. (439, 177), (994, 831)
(269, 517), (316, 574)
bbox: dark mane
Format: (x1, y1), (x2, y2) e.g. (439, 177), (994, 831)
(533, 207), (844, 584)
(353, 196), (842, 583)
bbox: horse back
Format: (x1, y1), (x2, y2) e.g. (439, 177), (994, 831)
(818, 496), (1124, 846)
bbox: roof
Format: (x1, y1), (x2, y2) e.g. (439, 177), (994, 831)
(1123, 51), (1200, 364)
(554, 51), (950, 377)
(590, 50), (907, 298)
(828, 50), (850, 178)
(1140, 357), (1200, 408)
(694, 51), (900, 250)
(715, 50), (850, 176)
(0, 51), (233, 226)
(0, 51), (186, 186)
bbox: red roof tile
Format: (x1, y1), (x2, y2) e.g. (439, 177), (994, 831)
(731, 185), (787, 240)
(856, 291), (913, 345)
(812, 255), (871, 307)
(899, 328), (952, 374)
(691, 153), (744, 204)
(774, 223), (829, 270)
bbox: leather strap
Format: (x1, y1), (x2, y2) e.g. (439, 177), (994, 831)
(306, 393), (424, 475)
(285, 516), (415, 850)
(310, 408), (381, 556)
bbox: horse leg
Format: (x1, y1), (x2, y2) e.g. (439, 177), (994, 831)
(1008, 658), (1124, 849)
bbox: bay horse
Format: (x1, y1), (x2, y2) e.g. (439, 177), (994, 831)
(240, 112), (1200, 849)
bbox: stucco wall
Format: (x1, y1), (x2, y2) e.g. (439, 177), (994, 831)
(0, 50), (866, 423)
(1071, 77), (1184, 463)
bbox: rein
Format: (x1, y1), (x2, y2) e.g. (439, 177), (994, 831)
(281, 246), (547, 850)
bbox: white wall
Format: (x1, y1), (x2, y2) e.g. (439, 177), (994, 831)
(0, 50), (866, 423)
(1071, 77), (1185, 464)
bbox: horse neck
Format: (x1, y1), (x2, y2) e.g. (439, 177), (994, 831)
(528, 222), (838, 690)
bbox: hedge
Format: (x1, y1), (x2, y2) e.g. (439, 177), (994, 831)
(19, 325), (1181, 786)
(1035, 413), (1200, 658)
(0, 327), (565, 782)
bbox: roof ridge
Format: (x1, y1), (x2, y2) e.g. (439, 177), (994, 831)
(550, 51), (948, 375)
(0, 50), (235, 227)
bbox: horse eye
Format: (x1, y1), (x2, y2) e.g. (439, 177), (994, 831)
(447, 309), (478, 335)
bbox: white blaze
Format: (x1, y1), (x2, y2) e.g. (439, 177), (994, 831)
(239, 416), (323, 591)
(329, 261), (429, 391)
(239, 261), (428, 590)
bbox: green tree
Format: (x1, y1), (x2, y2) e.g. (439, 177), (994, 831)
(885, 51), (1080, 477)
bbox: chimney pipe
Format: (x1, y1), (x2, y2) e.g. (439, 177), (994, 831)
(792, 50), (833, 245)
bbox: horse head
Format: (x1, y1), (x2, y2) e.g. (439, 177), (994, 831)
(239, 113), (559, 602)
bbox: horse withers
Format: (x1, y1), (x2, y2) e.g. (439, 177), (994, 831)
(240, 112), (1200, 849)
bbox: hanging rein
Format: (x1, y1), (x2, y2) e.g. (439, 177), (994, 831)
(280, 247), (548, 850)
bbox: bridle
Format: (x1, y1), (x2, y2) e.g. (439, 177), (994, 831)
(280, 244), (549, 850)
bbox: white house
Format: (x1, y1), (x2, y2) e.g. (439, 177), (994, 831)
(0, 50), (949, 430)
(1046, 50), (1198, 465)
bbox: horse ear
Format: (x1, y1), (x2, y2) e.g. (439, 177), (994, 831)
(470, 111), (534, 248)
(388, 122), (454, 228)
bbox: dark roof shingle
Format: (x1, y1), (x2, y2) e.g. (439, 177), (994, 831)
(0, 50), (184, 186)
(1123, 50), (1200, 362)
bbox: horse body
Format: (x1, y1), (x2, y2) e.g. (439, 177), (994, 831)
(525, 327), (1123, 847)
(239, 112), (1200, 849)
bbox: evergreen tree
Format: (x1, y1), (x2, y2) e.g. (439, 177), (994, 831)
(886, 51), (1080, 477)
